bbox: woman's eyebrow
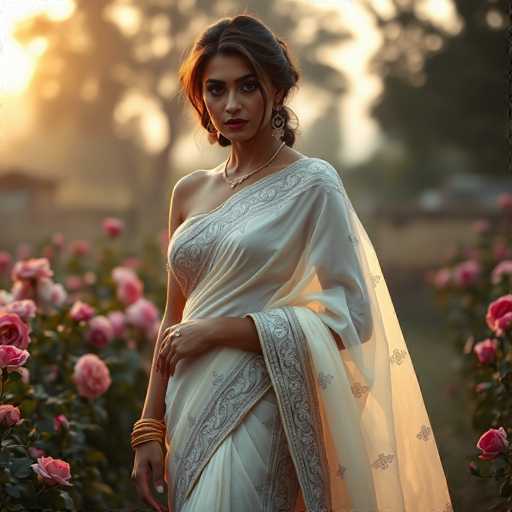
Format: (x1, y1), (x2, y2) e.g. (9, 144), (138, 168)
(205, 73), (256, 85)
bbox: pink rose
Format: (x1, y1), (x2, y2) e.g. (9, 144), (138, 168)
(65, 275), (83, 291)
(475, 382), (492, 393)
(68, 240), (90, 257)
(54, 414), (70, 432)
(29, 446), (46, 458)
(0, 312), (30, 349)
(498, 193), (512, 210)
(85, 316), (114, 348)
(0, 404), (22, 426)
(493, 240), (512, 261)
(111, 266), (137, 285)
(11, 257), (53, 282)
(0, 344), (30, 369)
(117, 275), (143, 305)
(0, 251), (12, 274)
(125, 298), (159, 331)
(472, 219), (490, 234)
(31, 456), (73, 487)
(477, 427), (509, 460)
(473, 338), (498, 365)
(492, 260), (512, 285)
(14, 258), (51, 282)
(107, 311), (126, 337)
(3, 299), (37, 323)
(69, 300), (95, 322)
(433, 268), (452, 289)
(486, 295), (512, 336)
(11, 280), (35, 302)
(36, 278), (67, 308)
(8, 365), (30, 384)
(453, 260), (481, 287)
(72, 353), (111, 399)
(82, 271), (96, 286)
(102, 217), (124, 238)
(36, 278), (57, 304)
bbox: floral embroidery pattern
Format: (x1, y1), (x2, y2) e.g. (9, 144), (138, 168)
(168, 158), (344, 298)
(390, 348), (408, 366)
(416, 423), (433, 441)
(245, 307), (332, 512)
(371, 452), (395, 470)
(351, 381), (370, 398)
(318, 372), (334, 389)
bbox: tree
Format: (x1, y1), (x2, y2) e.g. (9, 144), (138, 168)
(14, 0), (352, 237)
(360, 0), (508, 179)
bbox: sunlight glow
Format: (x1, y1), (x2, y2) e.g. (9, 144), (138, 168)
(0, 0), (74, 95)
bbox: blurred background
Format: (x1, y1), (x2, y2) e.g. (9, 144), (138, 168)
(0, 0), (509, 510)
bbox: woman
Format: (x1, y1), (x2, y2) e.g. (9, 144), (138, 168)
(130, 14), (453, 512)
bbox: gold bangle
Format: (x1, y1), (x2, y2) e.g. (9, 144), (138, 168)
(131, 432), (165, 449)
(134, 418), (166, 427)
(132, 424), (165, 434)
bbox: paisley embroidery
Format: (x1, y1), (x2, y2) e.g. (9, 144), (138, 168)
(172, 353), (272, 511)
(245, 307), (332, 512)
(168, 158), (344, 298)
(262, 396), (301, 511)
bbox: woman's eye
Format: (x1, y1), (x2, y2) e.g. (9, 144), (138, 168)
(207, 82), (258, 96)
(242, 81), (258, 92)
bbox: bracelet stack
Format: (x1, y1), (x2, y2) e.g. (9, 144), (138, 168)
(131, 417), (166, 451)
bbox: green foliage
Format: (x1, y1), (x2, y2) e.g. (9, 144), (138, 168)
(0, 222), (167, 510)
(428, 202), (512, 506)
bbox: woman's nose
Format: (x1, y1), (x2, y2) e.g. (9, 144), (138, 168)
(225, 90), (241, 111)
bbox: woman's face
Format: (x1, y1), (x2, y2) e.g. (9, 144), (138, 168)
(202, 53), (279, 142)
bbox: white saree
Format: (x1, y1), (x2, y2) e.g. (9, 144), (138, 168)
(164, 157), (453, 512)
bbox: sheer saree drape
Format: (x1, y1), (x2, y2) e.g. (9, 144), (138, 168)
(165, 157), (453, 512)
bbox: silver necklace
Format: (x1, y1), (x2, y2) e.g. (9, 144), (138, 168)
(222, 141), (286, 189)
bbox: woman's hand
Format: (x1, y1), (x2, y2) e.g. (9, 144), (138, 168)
(131, 441), (169, 512)
(156, 318), (218, 377)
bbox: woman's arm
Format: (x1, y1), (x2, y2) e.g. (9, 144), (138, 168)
(211, 316), (346, 352)
(139, 178), (188, 420)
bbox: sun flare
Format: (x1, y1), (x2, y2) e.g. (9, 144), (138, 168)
(0, 0), (74, 96)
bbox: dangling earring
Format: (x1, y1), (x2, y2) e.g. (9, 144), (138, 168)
(271, 106), (286, 141)
(206, 119), (217, 144)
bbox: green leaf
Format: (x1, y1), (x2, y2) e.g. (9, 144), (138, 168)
(85, 450), (106, 464)
(5, 483), (21, 498)
(57, 489), (76, 511)
(89, 480), (114, 495)
(11, 457), (34, 479)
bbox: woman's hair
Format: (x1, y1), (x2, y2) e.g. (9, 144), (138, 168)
(178, 14), (301, 147)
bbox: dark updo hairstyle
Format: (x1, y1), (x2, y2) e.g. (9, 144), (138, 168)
(178, 14), (301, 147)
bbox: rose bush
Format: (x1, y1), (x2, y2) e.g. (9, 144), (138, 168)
(0, 217), (169, 511)
(428, 193), (512, 505)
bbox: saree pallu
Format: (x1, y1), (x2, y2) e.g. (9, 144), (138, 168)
(165, 157), (453, 512)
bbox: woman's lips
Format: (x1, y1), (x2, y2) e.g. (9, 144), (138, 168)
(225, 120), (248, 130)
